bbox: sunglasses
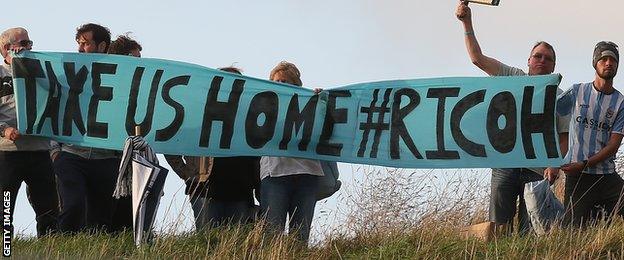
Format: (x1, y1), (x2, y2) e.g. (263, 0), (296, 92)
(12, 39), (33, 47)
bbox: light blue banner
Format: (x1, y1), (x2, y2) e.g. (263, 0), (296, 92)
(12, 51), (562, 168)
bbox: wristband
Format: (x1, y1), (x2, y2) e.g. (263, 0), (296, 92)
(581, 160), (588, 171)
(465, 31), (474, 36)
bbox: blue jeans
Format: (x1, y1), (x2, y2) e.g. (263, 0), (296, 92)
(190, 197), (253, 230)
(490, 168), (543, 234)
(260, 174), (319, 243)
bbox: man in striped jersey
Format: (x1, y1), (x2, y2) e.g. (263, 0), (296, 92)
(558, 41), (624, 227)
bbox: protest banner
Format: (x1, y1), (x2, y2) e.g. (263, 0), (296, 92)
(12, 51), (562, 168)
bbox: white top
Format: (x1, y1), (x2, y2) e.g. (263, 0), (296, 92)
(260, 156), (324, 179)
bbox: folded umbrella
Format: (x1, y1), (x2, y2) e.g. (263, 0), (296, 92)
(114, 136), (168, 247)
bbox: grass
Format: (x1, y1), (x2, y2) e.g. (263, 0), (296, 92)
(14, 224), (312, 259)
(12, 219), (624, 259)
(11, 167), (624, 259)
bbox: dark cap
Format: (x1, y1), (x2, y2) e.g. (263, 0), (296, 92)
(593, 41), (619, 68)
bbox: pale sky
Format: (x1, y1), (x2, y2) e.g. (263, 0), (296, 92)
(8, 0), (624, 237)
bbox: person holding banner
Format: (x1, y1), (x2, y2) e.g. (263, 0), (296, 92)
(456, 1), (569, 234)
(165, 152), (260, 230)
(52, 23), (121, 233)
(260, 61), (323, 243)
(107, 34), (143, 232)
(558, 41), (624, 227)
(0, 27), (59, 237)
(108, 34), (142, 58)
(75, 23), (112, 53)
(165, 66), (261, 230)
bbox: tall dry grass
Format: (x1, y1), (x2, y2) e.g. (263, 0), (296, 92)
(14, 223), (333, 259)
(335, 166), (490, 237)
(12, 153), (624, 258)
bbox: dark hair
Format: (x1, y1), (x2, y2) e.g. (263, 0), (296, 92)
(219, 66), (242, 75)
(108, 35), (142, 55)
(75, 23), (111, 52)
(531, 41), (556, 62)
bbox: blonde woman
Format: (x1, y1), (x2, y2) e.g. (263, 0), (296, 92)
(260, 61), (323, 243)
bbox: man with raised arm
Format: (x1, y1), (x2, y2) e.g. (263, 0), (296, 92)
(456, 1), (568, 234)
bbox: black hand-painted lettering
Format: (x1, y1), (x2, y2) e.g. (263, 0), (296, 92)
(155, 75), (190, 141)
(521, 85), (558, 159)
(279, 94), (318, 151)
(87, 62), (116, 138)
(12, 58), (44, 134)
(245, 91), (278, 149)
(62, 62), (88, 136)
(390, 88), (423, 159)
(199, 76), (244, 148)
(425, 88), (460, 159)
(358, 89), (391, 158)
(37, 61), (62, 135)
(451, 89), (486, 157)
(125, 68), (161, 136)
(316, 90), (351, 156)
(486, 91), (516, 154)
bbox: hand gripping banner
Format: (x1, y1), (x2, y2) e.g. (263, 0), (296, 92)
(11, 52), (563, 168)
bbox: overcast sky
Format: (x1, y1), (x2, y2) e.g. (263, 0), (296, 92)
(8, 0), (624, 237)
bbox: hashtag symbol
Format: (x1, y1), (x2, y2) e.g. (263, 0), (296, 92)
(358, 88), (392, 158)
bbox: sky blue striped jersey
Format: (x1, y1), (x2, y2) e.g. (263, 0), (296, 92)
(557, 82), (624, 174)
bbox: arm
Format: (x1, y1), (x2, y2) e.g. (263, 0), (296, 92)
(456, 1), (503, 76)
(197, 157), (213, 182)
(561, 133), (622, 174)
(164, 154), (193, 181)
(544, 132), (568, 183)
(558, 132), (569, 158)
(252, 157), (261, 203)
